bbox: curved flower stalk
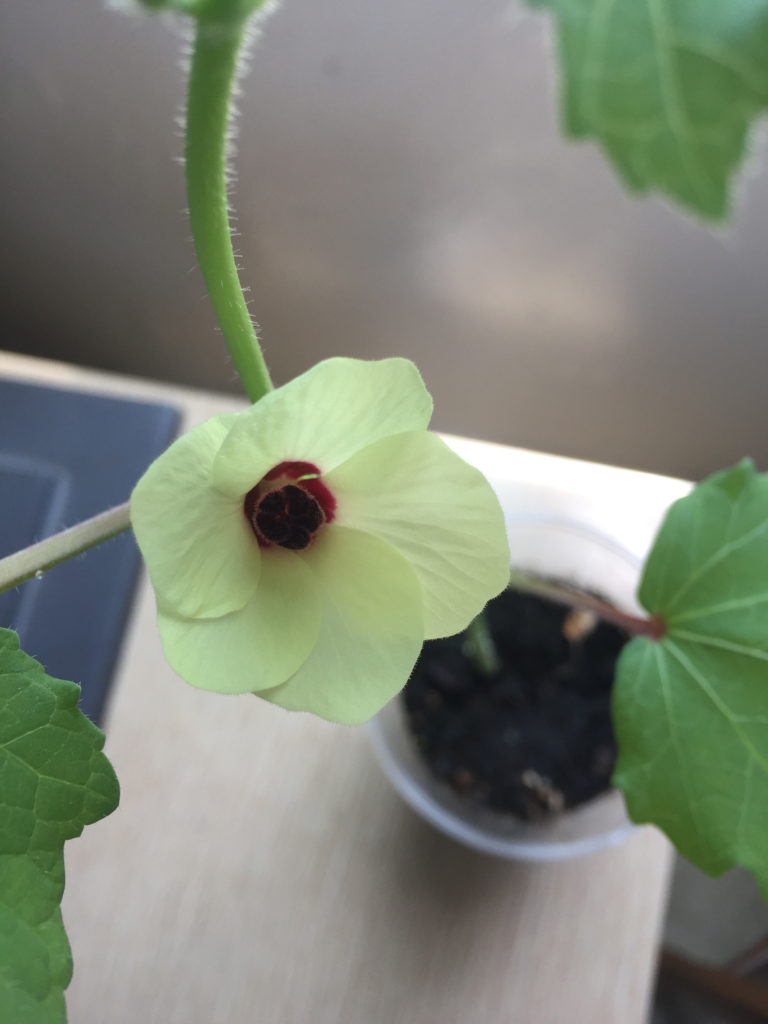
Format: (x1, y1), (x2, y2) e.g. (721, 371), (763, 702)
(131, 357), (510, 723)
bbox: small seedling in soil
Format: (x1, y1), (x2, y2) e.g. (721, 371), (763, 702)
(403, 585), (630, 821)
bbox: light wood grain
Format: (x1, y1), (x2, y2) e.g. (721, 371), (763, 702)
(0, 353), (676, 1024)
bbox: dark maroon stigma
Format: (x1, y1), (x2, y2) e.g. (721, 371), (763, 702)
(252, 484), (325, 550)
(243, 460), (336, 550)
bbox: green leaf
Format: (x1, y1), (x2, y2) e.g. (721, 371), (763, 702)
(613, 460), (768, 897)
(531, 0), (768, 219)
(0, 629), (119, 1023)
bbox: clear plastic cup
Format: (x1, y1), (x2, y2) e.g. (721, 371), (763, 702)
(368, 516), (641, 861)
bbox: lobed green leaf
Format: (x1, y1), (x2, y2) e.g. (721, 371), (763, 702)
(0, 629), (119, 1023)
(614, 461), (768, 897)
(531, 0), (768, 219)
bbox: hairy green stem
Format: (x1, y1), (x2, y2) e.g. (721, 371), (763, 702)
(0, 504), (131, 595)
(186, 18), (273, 403)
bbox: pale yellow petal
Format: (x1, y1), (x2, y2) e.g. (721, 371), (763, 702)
(157, 548), (322, 694)
(212, 358), (433, 498)
(132, 413), (261, 619)
(260, 525), (424, 723)
(326, 432), (510, 638)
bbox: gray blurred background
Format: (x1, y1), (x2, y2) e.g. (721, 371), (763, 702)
(2, 0), (767, 479)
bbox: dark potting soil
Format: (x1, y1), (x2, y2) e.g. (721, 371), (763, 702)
(403, 587), (630, 821)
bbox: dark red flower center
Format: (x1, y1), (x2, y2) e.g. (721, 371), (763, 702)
(244, 461), (336, 551)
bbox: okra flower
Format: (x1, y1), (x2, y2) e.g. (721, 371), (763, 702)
(131, 357), (509, 723)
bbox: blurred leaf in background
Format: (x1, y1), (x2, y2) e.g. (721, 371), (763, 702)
(530, 0), (768, 218)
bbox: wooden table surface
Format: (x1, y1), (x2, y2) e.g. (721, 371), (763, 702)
(1, 352), (689, 1024)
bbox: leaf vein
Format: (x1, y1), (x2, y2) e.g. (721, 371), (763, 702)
(670, 629), (768, 663)
(664, 639), (768, 775)
(671, 591), (768, 624)
(646, 0), (715, 206)
(663, 515), (768, 614)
